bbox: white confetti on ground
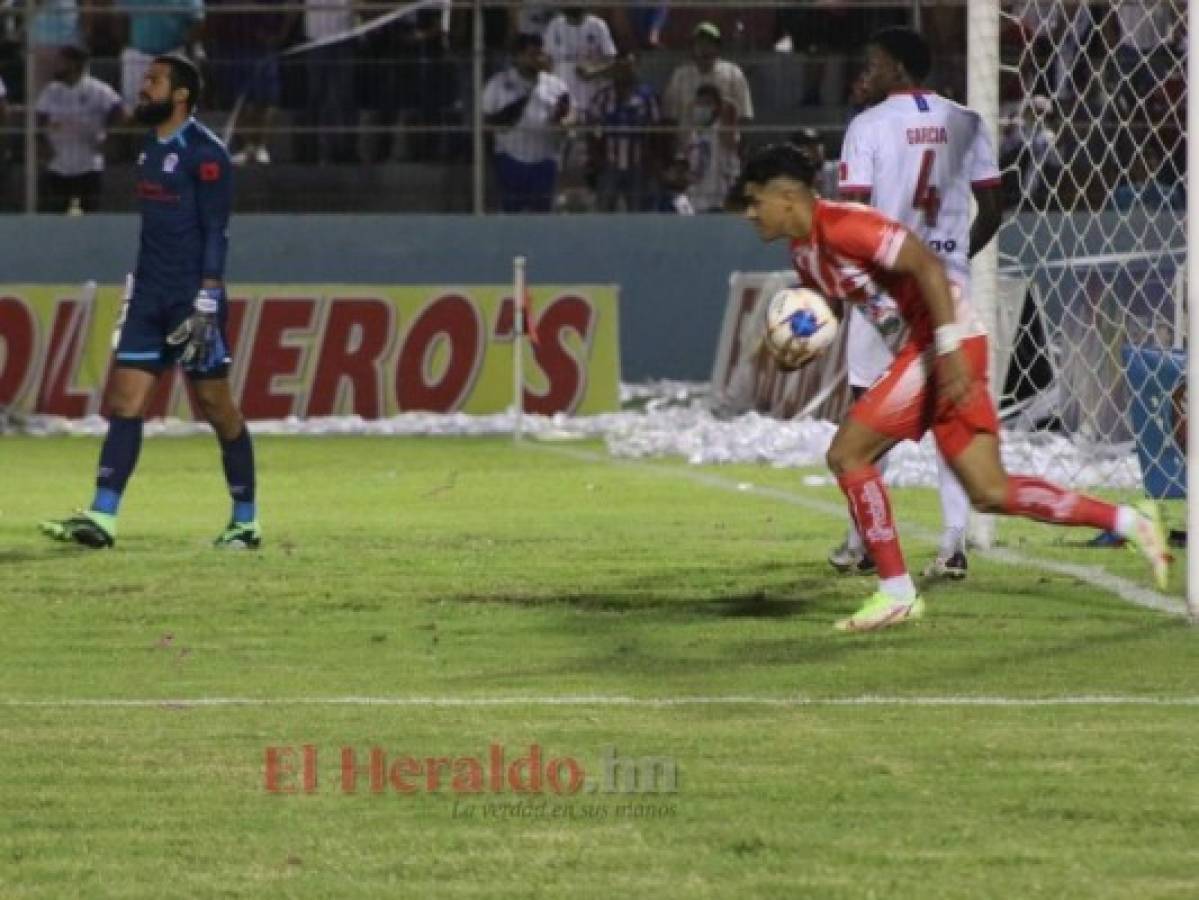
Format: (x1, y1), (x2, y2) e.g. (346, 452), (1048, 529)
(5, 381), (1142, 490)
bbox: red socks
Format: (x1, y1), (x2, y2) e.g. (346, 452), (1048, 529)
(837, 466), (908, 579)
(1002, 476), (1119, 531)
(835, 469), (1118, 583)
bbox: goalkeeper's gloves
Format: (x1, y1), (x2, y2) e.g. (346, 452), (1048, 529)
(167, 287), (227, 373)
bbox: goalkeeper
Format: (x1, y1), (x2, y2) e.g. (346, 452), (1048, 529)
(41, 54), (260, 550)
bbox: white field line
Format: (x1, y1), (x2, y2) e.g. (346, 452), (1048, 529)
(538, 445), (1190, 620)
(4, 695), (1199, 709)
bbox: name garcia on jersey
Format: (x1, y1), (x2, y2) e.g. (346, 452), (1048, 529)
(906, 126), (948, 145)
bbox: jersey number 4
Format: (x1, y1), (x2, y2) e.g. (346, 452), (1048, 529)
(912, 149), (941, 228)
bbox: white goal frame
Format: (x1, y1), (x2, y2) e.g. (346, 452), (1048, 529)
(969, 0), (1194, 617)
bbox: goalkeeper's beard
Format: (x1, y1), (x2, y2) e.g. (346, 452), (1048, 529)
(134, 99), (174, 126)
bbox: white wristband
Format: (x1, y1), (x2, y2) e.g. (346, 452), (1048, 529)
(934, 324), (963, 356)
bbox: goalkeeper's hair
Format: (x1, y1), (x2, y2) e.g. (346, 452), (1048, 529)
(868, 26), (932, 82)
(155, 53), (203, 110)
(742, 142), (818, 190)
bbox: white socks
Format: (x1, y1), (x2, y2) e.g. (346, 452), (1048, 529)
(880, 574), (918, 602)
(1114, 505), (1139, 539)
(937, 451), (970, 554)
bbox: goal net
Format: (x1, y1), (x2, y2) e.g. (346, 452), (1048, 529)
(989, 0), (1187, 497)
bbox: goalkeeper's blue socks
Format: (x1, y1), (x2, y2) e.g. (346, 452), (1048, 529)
(90, 415), (144, 516)
(220, 425), (257, 523)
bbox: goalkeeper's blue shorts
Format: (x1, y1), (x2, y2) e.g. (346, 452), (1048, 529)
(113, 288), (232, 380)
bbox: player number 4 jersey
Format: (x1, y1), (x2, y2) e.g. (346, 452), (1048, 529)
(838, 90), (1001, 287)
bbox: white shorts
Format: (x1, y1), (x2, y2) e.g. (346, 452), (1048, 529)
(847, 277), (979, 390)
(846, 304), (903, 389)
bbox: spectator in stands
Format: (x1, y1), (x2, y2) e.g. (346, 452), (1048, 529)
(399, 4), (460, 162)
(542, 5), (617, 206)
(610, 4), (669, 51)
(36, 44), (125, 213)
(512, 1), (554, 38)
(791, 126), (839, 199)
(543, 5), (616, 115)
(364, 1), (455, 163)
(29, 0), (82, 95)
(0, 75), (9, 176)
(775, 2), (903, 107)
(1109, 144), (1183, 213)
(206, 0), (295, 165)
(114, 0), (204, 111)
(682, 83), (739, 213)
(587, 52), (662, 212)
(998, 95), (1061, 209)
(1009, 0), (1093, 100)
(662, 22), (752, 152)
(481, 32), (571, 212)
(659, 152), (693, 214)
(1113, 0), (1178, 98)
(295, 0), (358, 164)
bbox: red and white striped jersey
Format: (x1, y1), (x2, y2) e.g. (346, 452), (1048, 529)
(839, 90), (1000, 287)
(789, 199), (980, 346)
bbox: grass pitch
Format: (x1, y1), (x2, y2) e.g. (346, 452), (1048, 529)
(2, 435), (1198, 898)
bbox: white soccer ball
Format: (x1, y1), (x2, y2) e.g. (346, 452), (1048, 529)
(764, 287), (839, 369)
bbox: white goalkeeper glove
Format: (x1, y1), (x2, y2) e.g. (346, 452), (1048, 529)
(167, 287), (227, 373)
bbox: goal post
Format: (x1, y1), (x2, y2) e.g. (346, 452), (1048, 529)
(967, 0), (1000, 550)
(1188, 0), (1198, 617)
(972, 1), (1187, 604)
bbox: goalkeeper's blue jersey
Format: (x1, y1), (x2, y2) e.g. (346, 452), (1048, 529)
(133, 117), (232, 303)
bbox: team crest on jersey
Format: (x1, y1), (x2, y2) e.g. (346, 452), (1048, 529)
(163, 153), (179, 173)
(137, 151), (147, 166)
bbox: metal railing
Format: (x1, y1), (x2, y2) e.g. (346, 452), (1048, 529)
(2, 0), (978, 212)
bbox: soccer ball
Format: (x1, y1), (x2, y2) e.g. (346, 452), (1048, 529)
(764, 288), (838, 369)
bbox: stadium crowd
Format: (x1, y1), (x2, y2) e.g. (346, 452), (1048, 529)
(0, 0), (1184, 213)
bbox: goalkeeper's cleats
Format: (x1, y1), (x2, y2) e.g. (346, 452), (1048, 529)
(828, 538), (877, 576)
(1127, 500), (1169, 590)
(39, 510), (115, 549)
(835, 591), (925, 633)
(215, 520), (261, 550)
(921, 550), (968, 580)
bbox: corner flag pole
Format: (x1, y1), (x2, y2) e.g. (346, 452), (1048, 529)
(513, 255), (526, 442)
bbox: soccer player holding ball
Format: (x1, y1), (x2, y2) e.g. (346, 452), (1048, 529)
(832, 27), (1005, 581)
(738, 143), (1168, 632)
(41, 54), (260, 550)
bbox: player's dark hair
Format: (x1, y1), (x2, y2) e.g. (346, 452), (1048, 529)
(155, 53), (203, 110)
(869, 26), (932, 82)
(512, 33), (544, 54)
(742, 143), (818, 189)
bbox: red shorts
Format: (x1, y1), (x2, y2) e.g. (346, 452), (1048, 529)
(848, 334), (999, 460)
